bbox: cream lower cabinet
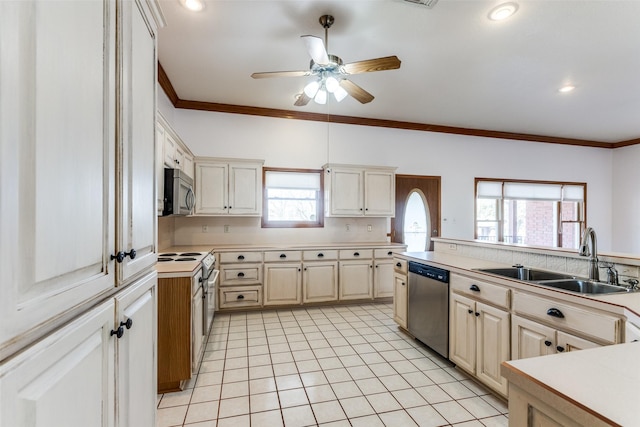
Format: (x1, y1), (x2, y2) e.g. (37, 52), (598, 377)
(374, 259), (394, 298)
(303, 261), (339, 303)
(393, 272), (408, 328)
(264, 263), (302, 306)
(339, 260), (374, 300)
(450, 292), (510, 396)
(0, 273), (157, 427)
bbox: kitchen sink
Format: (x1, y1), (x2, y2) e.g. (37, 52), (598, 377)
(476, 267), (574, 282)
(535, 279), (629, 294)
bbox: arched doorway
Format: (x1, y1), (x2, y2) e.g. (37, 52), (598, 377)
(403, 190), (430, 252)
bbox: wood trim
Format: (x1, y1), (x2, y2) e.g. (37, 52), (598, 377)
(157, 72), (640, 149)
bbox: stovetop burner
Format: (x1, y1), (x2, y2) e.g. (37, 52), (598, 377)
(179, 252), (202, 256)
(175, 257), (197, 261)
(158, 257), (173, 262)
(160, 253), (178, 257)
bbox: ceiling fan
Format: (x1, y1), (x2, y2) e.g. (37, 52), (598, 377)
(251, 15), (401, 106)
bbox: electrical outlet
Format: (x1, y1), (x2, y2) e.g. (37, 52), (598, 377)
(367, 225), (372, 232)
(202, 225), (208, 233)
(346, 224), (351, 232)
(449, 244), (457, 251)
(224, 225), (230, 233)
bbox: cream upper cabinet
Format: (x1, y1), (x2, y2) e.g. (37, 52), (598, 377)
(323, 164), (396, 217)
(0, 0), (117, 355)
(194, 158), (264, 216)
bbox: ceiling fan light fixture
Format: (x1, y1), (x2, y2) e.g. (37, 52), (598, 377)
(333, 85), (348, 102)
(488, 2), (518, 21)
(325, 76), (340, 93)
(303, 80), (320, 98)
(314, 88), (327, 105)
(179, 0), (205, 12)
(559, 84), (576, 93)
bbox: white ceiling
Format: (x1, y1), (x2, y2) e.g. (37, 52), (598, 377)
(157, 0), (640, 144)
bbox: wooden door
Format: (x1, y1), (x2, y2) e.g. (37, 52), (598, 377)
(391, 175), (441, 251)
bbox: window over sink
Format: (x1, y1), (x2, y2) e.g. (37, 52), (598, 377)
(475, 178), (586, 249)
(262, 168), (324, 228)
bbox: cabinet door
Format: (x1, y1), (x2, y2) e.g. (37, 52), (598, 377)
(512, 315), (556, 360)
(195, 162), (229, 214)
(393, 273), (408, 328)
(374, 260), (394, 298)
(115, 272), (157, 427)
(163, 131), (177, 167)
(182, 152), (194, 179)
(0, 0), (117, 353)
(339, 260), (373, 300)
(229, 163), (262, 215)
(364, 170), (395, 216)
(117, 0), (157, 283)
(303, 262), (338, 303)
(556, 331), (601, 353)
(156, 122), (166, 215)
(0, 299), (116, 427)
(264, 263), (302, 305)
(475, 302), (510, 395)
(449, 293), (476, 373)
(328, 168), (364, 216)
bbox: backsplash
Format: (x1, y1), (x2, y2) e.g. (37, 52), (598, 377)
(433, 238), (640, 283)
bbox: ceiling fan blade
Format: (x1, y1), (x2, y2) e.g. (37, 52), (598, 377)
(294, 92), (312, 106)
(340, 79), (374, 104)
(301, 35), (329, 65)
(342, 56), (401, 74)
(251, 70), (311, 79)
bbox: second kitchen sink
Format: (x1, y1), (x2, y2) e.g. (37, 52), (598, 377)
(537, 279), (629, 294)
(477, 267), (574, 282)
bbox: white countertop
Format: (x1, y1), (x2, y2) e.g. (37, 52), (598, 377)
(501, 342), (640, 426)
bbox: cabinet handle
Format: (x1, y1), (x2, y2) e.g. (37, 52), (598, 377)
(401, 282), (405, 286)
(547, 308), (565, 318)
(388, 251), (393, 256)
(237, 272), (245, 277)
(110, 326), (124, 339)
(544, 340), (552, 347)
(279, 254), (287, 258)
(365, 208), (368, 211)
(229, 206), (232, 209)
(126, 249), (137, 260)
(238, 255), (245, 260)
(475, 312), (480, 317)
(468, 309), (473, 314)
(298, 268), (301, 272)
(556, 346), (565, 352)
(469, 284), (480, 292)
(317, 253), (324, 258)
(237, 294), (245, 300)
(121, 318), (133, 330)
(111, 251), (125, 263)
(396, 262), (402, 267)
(354, 252), (360, 256)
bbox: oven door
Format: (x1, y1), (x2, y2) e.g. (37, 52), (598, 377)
(204, 269), (218, 333)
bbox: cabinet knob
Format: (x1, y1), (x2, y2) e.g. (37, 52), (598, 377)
(110, 326), (124, 339)
(121, 318), (133, 330)
(111, 251), (125, 263)
(401, 282), (405, 286)
(469, 284), (480, 292)
(556, 346), (565, 352)
(280, 254), (287, 258)
(396, 262), (402, 267)
(237, 294), (245, 300)
(237, 272), (245, 277)
(238, 255), (245, 260)
(546, 308), (565, 318)
(387, 251), (393, 256)
(317, 253), (324, 258)
(354, 252), (360, 256)
(544, 340), (552, 347)
(468, 309), (473, 314)
(475, 312), (480, 317)
(126, 249), (137, 260)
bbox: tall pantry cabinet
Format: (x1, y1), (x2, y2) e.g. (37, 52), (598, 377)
(0, 1), (164, 426)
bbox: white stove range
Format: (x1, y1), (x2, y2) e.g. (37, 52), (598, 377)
(158, 251), (207, 263)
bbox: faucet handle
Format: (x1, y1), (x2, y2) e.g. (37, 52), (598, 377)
(624, 279), (639, 291)
(512, 264), (524, 269)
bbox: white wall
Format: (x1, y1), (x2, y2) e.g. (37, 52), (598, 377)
(168, 107), (626, 250)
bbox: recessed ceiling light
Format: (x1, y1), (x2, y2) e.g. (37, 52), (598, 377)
(559, 85), (576, 93)
(179, 0), (204, 12)
(488, 2), (519, 21)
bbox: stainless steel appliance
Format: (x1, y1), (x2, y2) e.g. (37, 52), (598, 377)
(408, 262), (450, 358)
(200, 253), (218, 334)
(163, 168), (195, 216)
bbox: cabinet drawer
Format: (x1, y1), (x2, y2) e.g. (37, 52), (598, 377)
(393, 258), (408, 274)
(264, 250), (301, 262)
(220, 264), (262, 285)
(374, 248), (398, 259)
(219, 286), (262, 308)
(513, 291), (621, 344)
(303, 250), (338, 261)
(451, 273), (510, 309)
(339, 249), (373, 260)
(219, 251), (262, 263)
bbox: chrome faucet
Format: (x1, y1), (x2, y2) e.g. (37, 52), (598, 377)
(578, 227), (599, 281)
(603, 264), (619, 286)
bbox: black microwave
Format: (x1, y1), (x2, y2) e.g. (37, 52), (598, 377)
(163, 168), (195, 216)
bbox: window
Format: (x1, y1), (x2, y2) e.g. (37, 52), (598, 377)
(262, 168), (323, 228)
(475, 179), (586, 249)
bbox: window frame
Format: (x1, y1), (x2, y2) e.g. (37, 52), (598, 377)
(262, 167), (324, 229)
(474, 178), (587, 249)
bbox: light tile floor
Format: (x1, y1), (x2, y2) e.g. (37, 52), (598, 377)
(157, 303), (509, 427)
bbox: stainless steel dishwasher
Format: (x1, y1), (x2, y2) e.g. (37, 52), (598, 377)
(408, 262), (450, 358)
